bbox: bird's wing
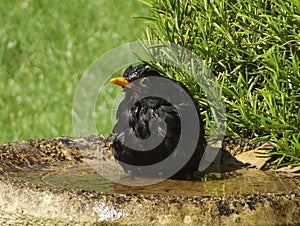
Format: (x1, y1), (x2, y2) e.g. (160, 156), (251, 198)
(128, 97), (180, 140)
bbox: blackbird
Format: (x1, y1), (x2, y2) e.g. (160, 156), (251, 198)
(110, 64), (205, 178)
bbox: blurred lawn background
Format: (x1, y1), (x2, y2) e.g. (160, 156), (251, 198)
(0, 0), (148, 144)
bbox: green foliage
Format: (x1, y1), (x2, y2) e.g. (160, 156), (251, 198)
(143, 0), (300, 167)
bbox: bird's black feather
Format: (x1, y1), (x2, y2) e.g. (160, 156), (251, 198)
(112, 64), (206, 178)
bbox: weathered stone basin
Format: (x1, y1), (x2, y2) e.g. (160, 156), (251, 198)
(0, 135), (299, 225)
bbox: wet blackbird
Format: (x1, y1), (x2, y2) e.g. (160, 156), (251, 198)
(110, 64), (205, 178)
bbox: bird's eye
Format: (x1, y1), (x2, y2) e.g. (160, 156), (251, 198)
(140, 77), (150, 87)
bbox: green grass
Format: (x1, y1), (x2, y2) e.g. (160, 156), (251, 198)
(143, 0), (300, 167)
(0, 0), (148, 143)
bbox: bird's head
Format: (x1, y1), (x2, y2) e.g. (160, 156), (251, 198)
(110, 64), (160, 92)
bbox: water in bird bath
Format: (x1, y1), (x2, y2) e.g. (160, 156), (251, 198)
(13, 161), (299, 197)
(1, 135), (299, 196)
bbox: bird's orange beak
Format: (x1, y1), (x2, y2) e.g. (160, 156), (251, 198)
(110, 77), (132, 88)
